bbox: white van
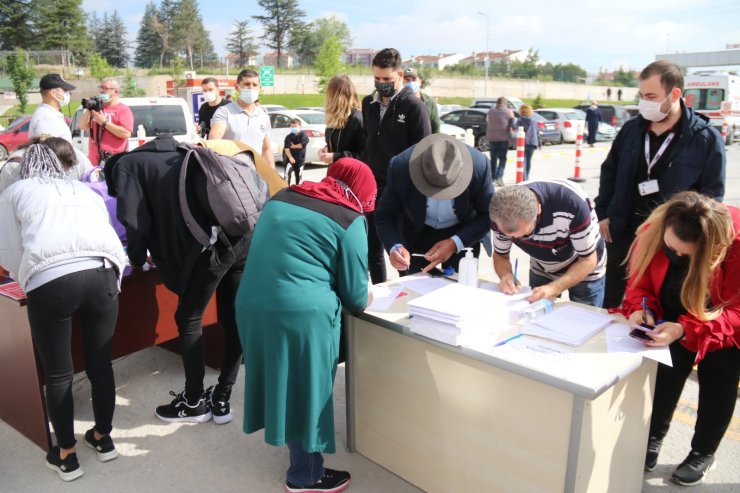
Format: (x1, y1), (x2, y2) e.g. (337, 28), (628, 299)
(69, 97), (196, 156)
(684, 73), (740, 144)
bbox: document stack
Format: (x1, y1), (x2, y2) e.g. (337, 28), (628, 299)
(407, 283), (511, 347)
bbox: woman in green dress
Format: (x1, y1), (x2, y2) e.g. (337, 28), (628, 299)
(236, 157), (376, 493)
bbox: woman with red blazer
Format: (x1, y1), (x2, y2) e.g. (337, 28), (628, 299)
(619, 191), (739, 486)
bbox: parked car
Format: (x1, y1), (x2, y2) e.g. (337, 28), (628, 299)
(573, 103), (631, 132)
(439, 122), (466, 142)
(471, 97), (524, 111)
(529, 112), (561, 146)
(437, 104), (465, 116)
(268, 110), (326, 165)
(440, 108), (490, 151)
(534, 108), (587, 143)
(259, 104), (289, 112)
(70, 97), (196, 157)
(0, 116), (31, 161)
(0, 114), (72, 161)
(295, 106), (324, 112)
(623, 104), (639, 118)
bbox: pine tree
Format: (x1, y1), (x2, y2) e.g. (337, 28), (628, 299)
(152, 0), (179, 68)
(134, 2), (163, 68)
(253, 0), (306, 68)
(172, 0), (209, 70)
(100, 10), (129, 67)
(226, 20), (259, 68)
(87, 12), (103, 55)
(289, 15), (351, 67)
(0, 0), (34, 50)
(33, 0), (89, 59)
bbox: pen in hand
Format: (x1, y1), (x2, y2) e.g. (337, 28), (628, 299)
(513, 258), (519, 287)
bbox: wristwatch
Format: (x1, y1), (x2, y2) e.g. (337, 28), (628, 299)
(101, 121), (108, 130)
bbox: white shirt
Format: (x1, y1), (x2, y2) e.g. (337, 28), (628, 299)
(29, 103), (72, 142)
(211, 102), (271, 152)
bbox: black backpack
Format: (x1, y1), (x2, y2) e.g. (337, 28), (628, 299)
(177, 144), (269, 249)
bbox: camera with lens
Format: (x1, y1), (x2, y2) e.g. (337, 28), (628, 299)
(81, 96), (104, 112)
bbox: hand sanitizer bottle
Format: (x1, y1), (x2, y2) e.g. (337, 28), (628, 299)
(457, 248), (478, 288)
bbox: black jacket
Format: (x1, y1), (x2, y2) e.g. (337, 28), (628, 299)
(595, 103), (725, 240)
(375, 143), (494, 252)
(325, 108), (364, 162)
(362, 86), (431, 188)
(107, 135), (212, 295)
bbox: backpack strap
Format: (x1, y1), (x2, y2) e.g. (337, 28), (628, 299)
(178, 147), (214, 248)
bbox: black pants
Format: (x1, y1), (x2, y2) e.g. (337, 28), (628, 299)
(174, 235), (250, 402)
(602, 234), (633, 308)
(650, 342), (740, 454)
(27, 266), (119, 449)
(365, 210), (387, 284)
(286, 161), (304, 185)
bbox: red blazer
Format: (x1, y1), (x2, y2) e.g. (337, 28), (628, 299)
(620, 206), (740, 362)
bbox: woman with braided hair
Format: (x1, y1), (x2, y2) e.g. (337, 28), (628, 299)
(0, 141), (126, 482)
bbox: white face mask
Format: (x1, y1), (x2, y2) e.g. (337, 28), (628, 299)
(238, 88), (259, 104)
(638, 93), (672, 122)
(203, 91), (218, 103)
(54, 90), (70, 107)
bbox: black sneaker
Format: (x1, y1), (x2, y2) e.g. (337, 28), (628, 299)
(671, 450), (716, 486)
(155, 390), (212, 423)
(84, 428), (118, 462)
(644, 436), (662, 471)
(46, 446), (84, 482)
(286, 468), (351, 493)
(205, 386), (232, 425)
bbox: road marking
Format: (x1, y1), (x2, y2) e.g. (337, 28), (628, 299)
(672, 399), (740, 442)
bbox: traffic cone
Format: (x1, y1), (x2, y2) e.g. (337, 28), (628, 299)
(568, 124), (586, 183)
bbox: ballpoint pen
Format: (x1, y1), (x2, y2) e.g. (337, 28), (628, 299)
(494, 333), (523, 347)
(513, 258), (519, 287)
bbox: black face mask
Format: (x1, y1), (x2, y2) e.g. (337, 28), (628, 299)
(663, 244), (690, 269)
(375, 81), (396, 98)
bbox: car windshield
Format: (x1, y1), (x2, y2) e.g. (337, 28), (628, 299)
(130, 105), (187, 136)
(296, 113), (325, 125)
(564, 112), (584, 120)
(684, 88), (725, 111)
(3, 116), (28, 132)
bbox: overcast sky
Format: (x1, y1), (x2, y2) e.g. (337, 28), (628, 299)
(83, 0), (740, 72)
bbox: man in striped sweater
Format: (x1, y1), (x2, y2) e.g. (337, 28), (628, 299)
(489, 180), (606, 307)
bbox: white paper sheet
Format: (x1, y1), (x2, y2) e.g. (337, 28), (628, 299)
(368, 286), (404, 312)
(479, 281), (533, 302)
(395, 274), (452, 295)
(605, 323), (673, 366)
(522, 305), (614, 346)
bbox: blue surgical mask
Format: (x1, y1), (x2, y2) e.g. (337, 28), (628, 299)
(238, 88), (259, 104)
(405, 81), (419, 94)
(290, 127), (299, 134)
(99, 92), (111, 103)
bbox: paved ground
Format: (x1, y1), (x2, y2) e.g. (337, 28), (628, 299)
(1, 139), (738, 492)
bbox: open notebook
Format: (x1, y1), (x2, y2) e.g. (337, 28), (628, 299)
(521, 305), (614, 346)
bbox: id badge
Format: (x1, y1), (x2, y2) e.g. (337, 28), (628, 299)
(638, 179), (659, 196)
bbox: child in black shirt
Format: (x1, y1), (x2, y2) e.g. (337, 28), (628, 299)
(283, 119), (310, 184)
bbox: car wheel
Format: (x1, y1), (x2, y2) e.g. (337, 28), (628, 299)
(558, 133), (564, 145)
(476, 136), (488, 152)
(0, 144), (7, 161)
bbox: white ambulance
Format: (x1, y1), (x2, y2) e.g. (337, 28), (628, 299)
(684, 72), (740, 144)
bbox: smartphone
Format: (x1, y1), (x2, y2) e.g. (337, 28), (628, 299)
(629, 323), (656, 341)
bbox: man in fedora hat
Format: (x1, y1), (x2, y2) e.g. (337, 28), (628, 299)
(375, 133), (493, 274)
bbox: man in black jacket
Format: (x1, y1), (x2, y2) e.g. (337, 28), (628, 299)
(108, 134), (252, 426)
(362, 48), (431, 284)
(595, 60), (725, 308)
(375, 134), (493, 275)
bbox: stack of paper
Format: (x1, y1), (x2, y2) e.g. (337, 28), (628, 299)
(407, 284), (514, 346)
(521, 305), (613, 346)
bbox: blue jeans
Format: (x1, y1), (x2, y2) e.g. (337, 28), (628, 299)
(488, 140), (509, 180)
(524, 145), (536, 181)
(287, 441), (324, 486)
(529, 270), (605, 308)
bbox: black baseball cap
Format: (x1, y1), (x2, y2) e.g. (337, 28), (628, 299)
(39, 73), (76, 91)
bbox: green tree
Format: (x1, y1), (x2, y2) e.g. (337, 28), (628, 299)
(226, 20), (259, 68)
(33, 0), (89, 59)
(169, 57), (185, 90)
(0, 1), (34, 50)
(510, 48), (539, 79)
(171, 0), (211, 70)
(89, 53), (114, 82)
(314, 35), (343, 92)
(613, 66), (637, 87)
(87, 12), (103, 55)
(134, 2), (163, 68)
(98, 11), (129, 67)
(152, 0), (178, 68)
(3, 50), (35, 113)
(532, 94), (544, 109)
(253, 0), (306, 68)
(122, 69), (146, 97)
(289, 15), (351, 67)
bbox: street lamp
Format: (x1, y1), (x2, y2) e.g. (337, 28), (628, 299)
(478, 12), (490, 97)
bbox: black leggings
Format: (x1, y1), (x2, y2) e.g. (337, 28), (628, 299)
(27, 266), (119, 449)
(650, 342), (740, 454)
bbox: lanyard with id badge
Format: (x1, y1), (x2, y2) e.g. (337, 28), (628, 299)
(639, 132), (674, 196)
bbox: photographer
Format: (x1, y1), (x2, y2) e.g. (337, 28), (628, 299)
(78, 78), (133, 166)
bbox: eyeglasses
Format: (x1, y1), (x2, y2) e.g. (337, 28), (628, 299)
(98, 86), (114, 91)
